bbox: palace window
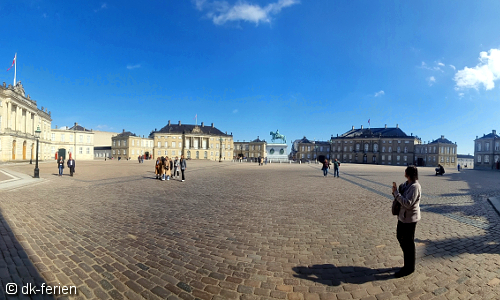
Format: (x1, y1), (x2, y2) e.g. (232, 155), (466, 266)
(388, 147), (392, 152)
(343, 146), (347, 152)
(87, 136), (91, 143)
(172, 142), (176, 148)
(388, 155), (392, 161)
(61, 134), (65, 142)
(70, 135), (73, 142)
(132, 150), (134, 155)
(477, 143), (481, 151)
(374, 144), (378, 152)
(157, 142), (161, 148)
(132, 140), (135, 146)
(80, 135), (83, 142)
(404, 156), (407, 161)
(485, 155), (490, 163)
(87, 148), (91, 154)
(356, 144), (360, 151)
(80, 147), (83, 154)
(118, 140), (121, 147)
(364, 144), (369, 152)
(382, 146), (386, 153)
(52, 133), (55, 141)
(485, 143), (490, 151)
(382, 155), (385, 160)
(397, 156), (400, 161)
(496, 142), (500, 151)
(397, 146), (400, 153)
(404, 146), (408, 153)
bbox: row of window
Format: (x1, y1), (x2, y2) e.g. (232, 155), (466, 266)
(51, 133), (92, 143)
(113, 140), (153, 147)
(329, 140), (410, 144)
(154, 151), (232, 159)
(476, 142), (500, 152)
(237, 145), (261, 151)
(300, 145), (411, 153)
(477, 155), (500, 163)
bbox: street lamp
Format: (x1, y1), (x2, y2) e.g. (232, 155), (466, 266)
(34, 126), (41, 178)
(314, 140), (318, 163)
(329, 136), (334, 163)
(219, 137), (223, 162)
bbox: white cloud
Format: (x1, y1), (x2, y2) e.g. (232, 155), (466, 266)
(454, 48), (500, 90)
(232, 109), (238, 113)
(449, 64), (456, 70)
(420, 61), (443, 72)
(194, 0), (299, 26)
(374, 90), (384, 97)
(458, 93), (464, 98)
(94, 3), (107, 12)
(127, 64), (141, 70)
(428, 76), (436, 86)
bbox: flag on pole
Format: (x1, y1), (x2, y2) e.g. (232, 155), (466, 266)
(368, 119), (370, 125)
(6, 54), (16, 71)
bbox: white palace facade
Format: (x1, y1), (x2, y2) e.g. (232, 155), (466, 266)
(0, 82), (53, 162)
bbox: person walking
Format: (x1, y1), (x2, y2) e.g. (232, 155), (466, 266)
(57, 156), (65, 176)
(165, 156), (172, 180)
(333, 158), (341, 177)
(392, 165), (421, 278)
(180, 155), (187, 182)
(457, 163), (461, 171)
(321, 159), (331, 176)
(67, 157), (76, 177)
(173, 156), (180, 179)
(155, 157), (161, 179)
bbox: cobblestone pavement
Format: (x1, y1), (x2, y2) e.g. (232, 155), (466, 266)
(0, 160), (499, 300)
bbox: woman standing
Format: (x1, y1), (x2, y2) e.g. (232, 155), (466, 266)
(392, 165), (421, 278)
(57, 156), (65, 176)
(164, 156), (172, 181)
(180, 155), (187, 182)
(155, 157), (161, 179)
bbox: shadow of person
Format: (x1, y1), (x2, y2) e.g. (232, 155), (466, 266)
(292, 264), (399, 286)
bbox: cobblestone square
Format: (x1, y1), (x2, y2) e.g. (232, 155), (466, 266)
(0, 161), (499, 300)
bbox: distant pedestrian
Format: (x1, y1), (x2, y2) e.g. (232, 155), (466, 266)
(164, 156), (172, 180)
(141, 156), (144, 163)
(67, 157), (76, 177)
(392, 165), (421, 278)
(180, 155), (187, 182)
(155, 157), (161, 179)
(321, 159), (331, 176)
(333, 158), (341, 177)
(173, 156), (180, 178)
(57, 156), (65, 176)
(457, 164), (461, 171)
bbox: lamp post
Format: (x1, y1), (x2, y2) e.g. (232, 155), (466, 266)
(219, 137), (223, 162)
(314, 140), (318, 163)
(34, 126), (41, 178)
(329, 136), (334, 163)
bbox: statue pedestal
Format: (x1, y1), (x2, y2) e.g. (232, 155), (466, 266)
(266, 143), (289, 163)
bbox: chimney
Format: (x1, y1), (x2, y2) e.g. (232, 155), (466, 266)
(178, 121), (181, 126)
(396, 124), (399, 128)
(211, 123), (214, 128)
(75, 122), (78, 127)
(385, 124), (387, 128)
(493, 130), (497, 135)
(361, 125), (363, 129)
(123, 129), (125, 133)
(168, 120), (171, 126)
(411, 133), (413, 136)
(55, 125), (58, 129)
(441, 135), (444, 139)
(352, 126), (354, 130)
(476, 136), (478, 139)
(201, 122), (204, 127)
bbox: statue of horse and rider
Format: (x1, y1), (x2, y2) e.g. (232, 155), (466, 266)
(270, 130), (286, 144)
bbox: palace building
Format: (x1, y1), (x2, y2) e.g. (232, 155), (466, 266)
(414, 135), (457, 167)
(0, 82), (53, 162)
(474, 130), (500, 170)
(329, 125), (421, 165)
(149, 121), (233, 161)
(233, 137), (267, 161)
(111, 130), (154, 160)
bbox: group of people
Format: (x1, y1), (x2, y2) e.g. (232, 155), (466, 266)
(57, 156), (76, 176)
(138, 156), (144, 163)
(155, 155), (186, 181)
(321, 158), (341, 177)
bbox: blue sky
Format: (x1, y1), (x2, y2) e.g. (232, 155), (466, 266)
(2, 0), (500, 155)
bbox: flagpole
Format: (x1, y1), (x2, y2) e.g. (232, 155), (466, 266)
(13, 53), (17, 86)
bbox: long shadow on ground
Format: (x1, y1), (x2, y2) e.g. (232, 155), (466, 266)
(0, 208), (56, 299)
(292, 264), (398, 286)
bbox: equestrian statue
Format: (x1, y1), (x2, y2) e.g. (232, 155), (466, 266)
(270, 130), (286, 144)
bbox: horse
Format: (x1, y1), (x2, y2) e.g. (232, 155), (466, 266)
(270, 131), (286, 143)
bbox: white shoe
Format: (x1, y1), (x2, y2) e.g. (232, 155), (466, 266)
(182, 180), (185, 182)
